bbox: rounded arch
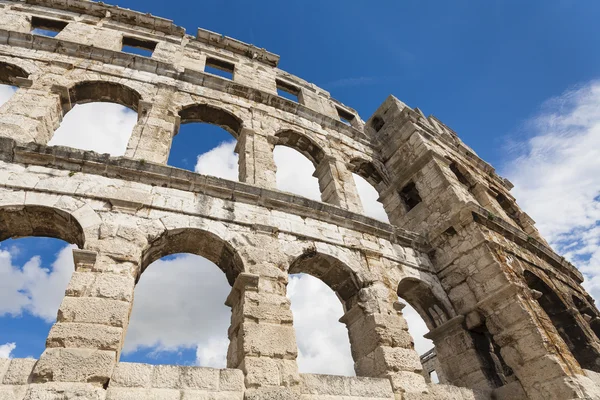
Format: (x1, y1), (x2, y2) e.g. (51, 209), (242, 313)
(524, 270), (600, 372)
(178, 103), (243, 138)
(274, 130), (325, 167)
(397, 277), (452, 331)
(288, 248), (363, 310)
(67, 80), (142, 112)
(0, 61), (29, 86)
(141, 228), (244, 286)
(348, 158), (387, 188)
(0, 204), (85, 247)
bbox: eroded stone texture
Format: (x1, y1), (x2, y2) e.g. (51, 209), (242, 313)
(0, 1), (598, 399)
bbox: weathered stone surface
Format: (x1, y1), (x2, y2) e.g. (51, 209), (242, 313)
(0, 1), (598, 399)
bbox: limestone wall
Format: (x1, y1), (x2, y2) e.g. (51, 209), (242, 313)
(0, 0), (598, 399)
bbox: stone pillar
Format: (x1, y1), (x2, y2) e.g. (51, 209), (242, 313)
(479, 284), (600, 400)
(378, 185), (405, 225)
(225, 273), (301, 397)
(31, 249), (136, 388)
(314, 156), (363, 213)
(124, 98), (179, 164)
(0, 84), (62, 145)
(237, 128), (277, 189)
(340, 285), (428, 397)
(425, 316), (494, 391)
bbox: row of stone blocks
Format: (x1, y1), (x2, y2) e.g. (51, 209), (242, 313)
(0, 358), (486, 399)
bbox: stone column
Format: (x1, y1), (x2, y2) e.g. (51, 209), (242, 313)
(314, 156), (363, 213)
(31, 249), (137, 388)
(225, 273), (300, 397)
(340, 285), (428, 397)
(424, 316), (495, 391)
(378, 185), (405, 226)
(237, 128), (277, 189)
(0, 82), (62, 145)
(479, 284), (600, 400)
(124, 96), (179, 164)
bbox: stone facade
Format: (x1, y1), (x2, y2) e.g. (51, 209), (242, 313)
(0, 1), (598, 399)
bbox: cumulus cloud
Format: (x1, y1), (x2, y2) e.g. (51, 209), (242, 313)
(194, 140), (239, 181)
(288, 274), (355, 376)
(48, 103), (137, 156)
(0, 342), (16, 358)
(0, 245), (74, 322)
(122, 254), (232, 368)
(273, 146), (321, 201)
(504, 81), (600, 301)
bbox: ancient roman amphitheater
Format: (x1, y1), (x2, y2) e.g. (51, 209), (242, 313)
(0, 1), (599, 399)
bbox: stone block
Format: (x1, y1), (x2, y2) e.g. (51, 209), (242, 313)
(22, 382), (106, 400)
(241, 323), (297, 358)
(110, 362), (154, 388)
(2, 359), (36, 385)
(66, 272), (135, 302)
(151, 365), (180, 389)
(46, 322), (123, 351)
(178, 367), (219, 391)
(0, 385), (27, 400)
(57, 297), (131, 328)
(218, 369), (245, 392)
(32, 348), (116, 384)
(106, 387), (180, 400)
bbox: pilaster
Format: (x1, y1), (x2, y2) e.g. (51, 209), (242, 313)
(314, 155), (363, 213)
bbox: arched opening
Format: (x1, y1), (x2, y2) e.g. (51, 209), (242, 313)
(398, 277), (514, 388)
(0, 205), (84, 360)
(49, 81), (140, 156)
(287, 250), (360, 376)
(349, 159), (390, 223)
(170, 104), (242, 177)
(273, 130), (324, 201)
(0, 62), (29, 108)
(524, 270), (600, 372)
(121, 228), (243, 367)
(574, 294), (600, 340)
(397, 278), (450, 384)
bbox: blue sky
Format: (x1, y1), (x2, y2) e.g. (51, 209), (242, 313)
(116, 0), (600, 167)
(3, 0), (600, 375)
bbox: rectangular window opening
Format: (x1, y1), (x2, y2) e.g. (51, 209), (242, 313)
(336, 106), (355, 126)
(371, 116), (385, 132)
(276, 79), (300, 103)
(399, 181), (422, 211)
(205, 57), (235, 80)
(122, 36), (157, 58)
(30, 16), (68, 38)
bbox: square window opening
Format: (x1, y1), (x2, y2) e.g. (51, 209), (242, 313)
(276, 79), (300, 103)
(371, 116), (385, 132)
(205, 57), (235, 80)
(122, 36), (157, 58)
(399, 181), (422, 211)
(30, 16), (68, 38)
(336, 106), (355, 126)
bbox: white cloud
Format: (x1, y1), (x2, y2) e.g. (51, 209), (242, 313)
(122, 254), (232, 368)
(503, 81), (600, 301)
(273, 146), (321, 201)
(287, 273), (355, 376)
(0, 84), (16, 107)
(0, 244), (74, 322)
(353, 173), (389, 223)
(401, 303), (433, 355)
(194, 140), (239, 181)
(0, 342), (16, 358)
(48, 103), (137, 156)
